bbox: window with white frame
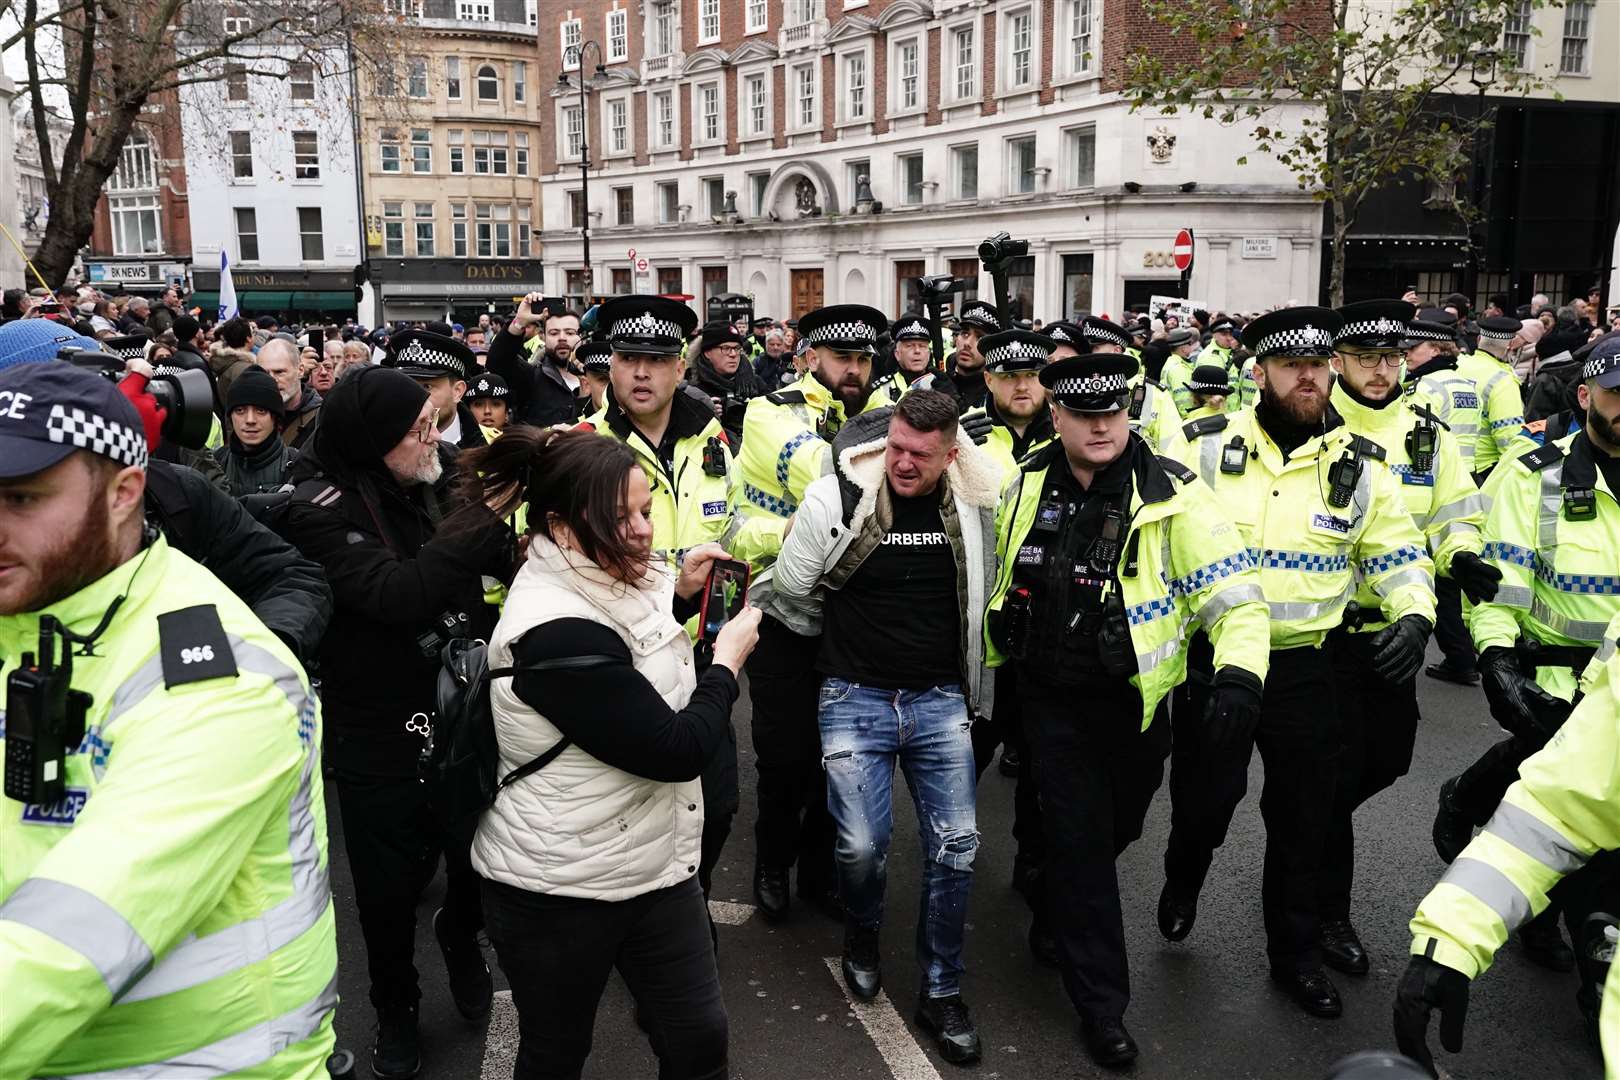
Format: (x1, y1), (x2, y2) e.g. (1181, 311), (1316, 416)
(658, 180), (679, 223)
(699, 82), (721, 141)
(845, 159), (868, 203)
(451, 203), (467, 257)
(490, 131), (508, 174)
(457, 0), (492, 21)
(608, 98), (628, 153)
(383, 202), (404, 256)
(649, 0), (675, 56)
(515, 131), (529, 174)
(289, 62), (316, 100)
(1501, 0), (1532, 68)
(406, 56), (428, 98)
(951, 25), (976, 101)
(473, 130), (493, 173)
(745, 73), (767, 137)
(1559, 0), (1591, 74)
(653, 91), (675, 148)
(615, 186), (635, 225)
(110, 131), (156, 191)
(563, 106), (583, 160)
(1066, 0), (1096, 75)
(446, 56), (461, 99)
(230, 130), (254, 179)
(1005, 8), (1034, 88)
(748, 171), (769, 215)
(411, 128), (431, 173)
(785, 0), (818, 25)
(517, 204), (531, 256)
(514, 61), (526, 102)
(222, 7), (251, 34)
(475, 203), (493, 257)
(952, 143), (978, 199)
(476, 64), (499, 101)
(606, 9), (628, 60)
(298, 207), (324, 261)
(793, 63), (816, 128)
(703, 177), (724, 217)
(843, 52), (867, 121)
(492, 204), (511, 257)
(447, 129), (464, 173)
(526, 0), (537, 27)
(746, 0), (767, 33)
(896, 38), (920, 111)
(379, 129), (400, 173)
(225, 64), (249, 101)
(698, 0), (720, 44)
(898, 152), (924, 205)
(293, 130), (320, 179)
(111, 194), (160, 255)
(562, 19), (582, 68)
(234, 207), (257, 261)
(1008, 135), (1038, 193)
(1065, 124), (1095, 187)
(384, 0), (423, 15)
(412, 203), (435, 256)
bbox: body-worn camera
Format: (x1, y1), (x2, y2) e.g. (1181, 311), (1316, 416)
(416, 611), (471, 660)
(58, 345), (214, 450)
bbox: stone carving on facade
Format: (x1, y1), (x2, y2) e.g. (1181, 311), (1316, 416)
(1147, 125), (1177, 165)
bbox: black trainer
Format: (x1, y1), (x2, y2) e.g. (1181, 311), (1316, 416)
(1432, 776), (1474, 864)
(915, 994), (982, 1065)
(433, 907), (493, 1021)
(371, 1002), (421, 1080)
(842, 924), (882, 1001)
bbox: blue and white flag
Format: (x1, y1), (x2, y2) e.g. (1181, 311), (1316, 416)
(218, 249), (239, 322)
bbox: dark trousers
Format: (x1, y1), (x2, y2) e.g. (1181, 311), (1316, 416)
(973, 664), (1046, 889)
(1165, 643), (1339, 973)
(1433, 575), (1476, 672)
(334, 768), (483, 1009)
(1025, 678), (1169, 1022)
(746, 615), (835, 891)
(1320, 629), (1421, 922)
(482, 876), (728, 1080)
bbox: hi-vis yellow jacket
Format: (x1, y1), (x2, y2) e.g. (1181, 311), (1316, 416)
(1181, 408), (1436, 648)
(1456, 350), (1525, 475)
(1409, 609), (1620, 1078)
(0, 537), (336, 1079)
(1405, 359), (1484, 473)
(985, 437), (1272, 730)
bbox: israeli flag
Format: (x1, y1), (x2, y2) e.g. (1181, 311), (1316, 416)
(219, 249), (239, 322)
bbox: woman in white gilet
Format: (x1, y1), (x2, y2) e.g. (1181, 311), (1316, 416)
(461, 427), (760, 1080)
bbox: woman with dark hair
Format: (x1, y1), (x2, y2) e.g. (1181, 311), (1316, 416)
(462, 427), (760, 1080)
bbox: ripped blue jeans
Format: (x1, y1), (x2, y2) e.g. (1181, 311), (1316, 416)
(819, 678), (979, 998)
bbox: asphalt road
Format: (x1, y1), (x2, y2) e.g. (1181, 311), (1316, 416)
(327, 643), (1605, 1080)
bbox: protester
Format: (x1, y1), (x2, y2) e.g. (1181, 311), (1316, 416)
(258, 335), (323, 450)
(687, 321), (767, 447)
(208, 316), (258, 400)
(489, 294), (584, 426)
(213, 366), (297, 497)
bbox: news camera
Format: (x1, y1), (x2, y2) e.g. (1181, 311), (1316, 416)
(57, 345), (214, 451)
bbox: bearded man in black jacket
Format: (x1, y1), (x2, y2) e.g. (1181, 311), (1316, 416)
(687, 321), (767, 447)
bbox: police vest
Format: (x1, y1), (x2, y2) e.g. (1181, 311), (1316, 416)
(1405, 361), (1482, 469)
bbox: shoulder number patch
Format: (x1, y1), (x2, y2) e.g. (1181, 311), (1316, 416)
(157, 604), (239, 688)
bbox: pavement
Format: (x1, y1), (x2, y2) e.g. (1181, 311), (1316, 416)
(327, 644), (1605, 1080)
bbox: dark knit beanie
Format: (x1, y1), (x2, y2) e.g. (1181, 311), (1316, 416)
(226, 366), (285, 417)
(312, 364), (430, 469)
(173, 315), (201, 342)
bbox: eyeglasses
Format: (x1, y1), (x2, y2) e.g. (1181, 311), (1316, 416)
(413, 407), (443, 444)
(1337, 349), (1406, 370)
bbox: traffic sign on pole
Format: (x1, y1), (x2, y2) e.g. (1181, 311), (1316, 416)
(1172, 229), (1195, 273)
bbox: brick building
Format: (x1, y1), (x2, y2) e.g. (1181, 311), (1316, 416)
(85, 87), (194, 298)
(537, 0), (1323, 321)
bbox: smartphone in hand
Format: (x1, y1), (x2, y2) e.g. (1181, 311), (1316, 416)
(697, 560), (751, 643)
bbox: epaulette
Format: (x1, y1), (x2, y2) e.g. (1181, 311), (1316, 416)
(1182, 414), (1228, 441)
(157, 604), (239, 688)
(1517, 442), (1565, 472)
(766, 389), (807, 406)
(869, 372), (898, 394)
(1157, 455), (1197, 484)
(1348, 434), (1387, 462)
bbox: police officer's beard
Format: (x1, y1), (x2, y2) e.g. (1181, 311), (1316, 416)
(1263, 383), (1326, 426)
(20, 487), (118, 614)
(1588, 397), (1620, 454)
(814, 369), (870, 411)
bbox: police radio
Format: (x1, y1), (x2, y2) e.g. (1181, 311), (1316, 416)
(1327, 449), (1361, 509)
(1088, 504), (1127, 574)
(4, 617), (91, 806)
(1405, 414), (1438, 474)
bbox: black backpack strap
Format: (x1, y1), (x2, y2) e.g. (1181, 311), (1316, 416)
(487, 653), (619, 790)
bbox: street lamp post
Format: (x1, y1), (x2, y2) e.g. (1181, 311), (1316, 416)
(1467, 48), (1498, 305)
(559, 41), (605, 304)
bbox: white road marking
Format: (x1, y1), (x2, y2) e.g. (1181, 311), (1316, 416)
(708, 899), (756, 925)
(821, 956), (945, 1080)
(481, 989), (518, 1079)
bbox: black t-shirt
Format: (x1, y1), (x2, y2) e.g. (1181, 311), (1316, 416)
(818, 485), (961, 690)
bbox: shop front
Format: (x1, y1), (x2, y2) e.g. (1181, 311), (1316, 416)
(190, 267), (359, 323)
(367, 258), (547, 326)
(85, 258), (190, 296)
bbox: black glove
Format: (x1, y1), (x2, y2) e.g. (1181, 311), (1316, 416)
(1370, 615), (1433, 685)
(1479, 646), (1572, 740)
(1392, 954), (1470, 1077)
(1449, 550), (1503, 604)
(961, 412), (995, 446)
(1202, 666), (1263, 755)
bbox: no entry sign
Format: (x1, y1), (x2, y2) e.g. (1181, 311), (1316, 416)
(1173, 229), (1195, 273)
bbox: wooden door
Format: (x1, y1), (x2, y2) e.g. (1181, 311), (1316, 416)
(790, 268), (823, 319)
(894, 260), (925, 313)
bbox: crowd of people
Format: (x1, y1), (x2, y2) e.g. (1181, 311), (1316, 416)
(0, 269), (1616, 1080)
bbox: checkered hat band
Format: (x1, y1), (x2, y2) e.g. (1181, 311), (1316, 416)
(985, 340), (1050, 367)
(1052, 372), (1129, 396)
(1403, 325), (1453, 343)
(610, 312), (685, 341)
(893, 320), (929, 340)
(109, 345), (146, 360)
(582, 355), (612, 370)
(804, 321), (877, 346)
(962, 309), (1001, 330)
(1048, 325), (1079, 344)
(1256, 327), (1335, 356)
(1339, 317), (1408, 340)
(1583, 356), (1618, 380)
(474, 381), (509, 397)
(1479, 326), (1516, 340)
(1189, 377), (1231, 393)
(1084, 326), (1131, 349)
(47, 404), (148, 470)
(397, 338), (461, 371)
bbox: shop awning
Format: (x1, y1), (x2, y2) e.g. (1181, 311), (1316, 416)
(238, 290), (292, 312)
(188, 291), (218, 312)
(291, 290), (355, 313)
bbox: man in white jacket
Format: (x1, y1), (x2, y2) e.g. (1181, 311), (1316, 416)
(774, 389), (1000, 1068)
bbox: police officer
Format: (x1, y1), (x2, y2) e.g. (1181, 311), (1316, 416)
(1396, 610), (1620, 1076)
(586, 296), (741, 916)
(870, 313), (937, 399)
(960, 329), (1056, 479)
(727, 303), (894, 921)
(576, 338), (612, 416)
(944, 300), (1002, 413)
(1320, 304), (1497, 976)
(1461, 315), (1528, 477)
(1157, 328), (1205, 417)
(1431, 339), (1620, 971)
(1187, 315), (1257, 412)
(1165, 305), (1436, 1019)
(0, 363), (337, 1078)
(393, 328), (487, 451)
(984, 352), (1270, 1067)
(1060, 315), (1187, 458)
(1182, 365), (1235, 423)
(1395, 307), (1487, 686)
(466, 371), (511, 433)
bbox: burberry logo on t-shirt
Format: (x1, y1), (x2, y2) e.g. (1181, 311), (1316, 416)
(883, 531), (948, 546)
